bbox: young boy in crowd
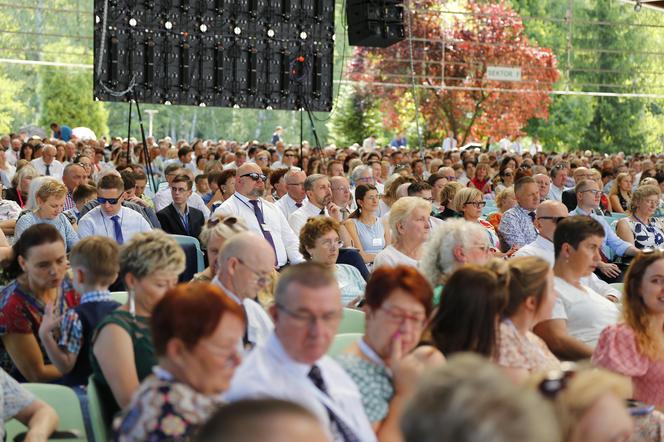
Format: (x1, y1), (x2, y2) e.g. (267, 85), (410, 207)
(63, 183), (97, 223)
(39, 236), (121, 386)
(195, 174), (212, 204)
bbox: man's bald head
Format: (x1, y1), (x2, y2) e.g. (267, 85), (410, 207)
(218, 231), (274, 267)
(237, 162), (262, 176)
(534, 200), (568, 241)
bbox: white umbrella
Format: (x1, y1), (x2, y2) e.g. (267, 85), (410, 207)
(72, 127), (97, 140)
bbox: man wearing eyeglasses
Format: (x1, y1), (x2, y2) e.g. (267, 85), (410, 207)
(215, 163), (304, 269)
(562, 167), (595, 213)
(275, 170), (307, 219)
(570, 179), (638, 283)
(515, 200), (622, 301)
(156, 174), (205, 239)
(153, 165), (211, 218)
(78, 175), (151, 243)
(213, 232), (275, 352)
(226, 262), (377, 442)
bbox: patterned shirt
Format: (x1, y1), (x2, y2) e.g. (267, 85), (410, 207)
(63, 192), (75, 211)
(0, 367), (35, 440)
(58, 291), (114, 355)
(335, 354), (394, 422)
(498, 204), (537, 248)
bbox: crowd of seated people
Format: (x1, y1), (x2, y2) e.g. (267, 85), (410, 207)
(4, 129), (664, 441)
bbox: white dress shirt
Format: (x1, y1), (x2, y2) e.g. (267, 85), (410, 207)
(225, 333), (377, 442)
(288, 200), (327, 234)
(153, 188), (211, 219)
(275, 194), (306, 219)
(514, 235), (621, 300)
(211, 276), (273, 352)
(31, 158), (64, 179)
(78, 206), (151, 242)
(547, 184), (564, 202)
(6, 149), (18, 166)
(215, 193), (304, 267)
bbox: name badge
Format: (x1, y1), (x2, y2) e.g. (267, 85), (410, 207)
(372, 237), (384, 247)
(262, 224), (271, 231)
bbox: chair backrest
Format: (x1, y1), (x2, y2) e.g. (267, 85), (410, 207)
(110, 291), (128, 304)
(88, 376), (112, 442)
(4, 383), (87, 441)
(327, 333), (362, 357)
(169, 234), (205, 282)
(338, 308), (365, 334)
(337, 248), (370, 281)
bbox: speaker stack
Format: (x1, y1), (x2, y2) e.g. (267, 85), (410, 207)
(346, 0), (405, 48)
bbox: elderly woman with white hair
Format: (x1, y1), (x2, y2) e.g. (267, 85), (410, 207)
(193, 213), (248, 282)
(420, 219), (492, 304)
(373, 197), (432, 269)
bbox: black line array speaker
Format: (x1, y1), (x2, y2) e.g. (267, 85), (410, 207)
(346, 0), (404, 47)
(93, 0), (335, 111)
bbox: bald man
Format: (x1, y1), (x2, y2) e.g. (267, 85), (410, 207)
(214, 163), (304, 268)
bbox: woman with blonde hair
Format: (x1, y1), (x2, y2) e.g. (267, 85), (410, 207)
(193, 214), (247, 282)
(14, 177), (79, 250)
(454, 187), (500, 250)
(373, 196), (431, 269)
(5, 164), (38, 208)
(609, 172), (633, 214)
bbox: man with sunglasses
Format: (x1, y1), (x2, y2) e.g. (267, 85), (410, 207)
(271, 148), (300, 171)
(215, 163), (304, 269)
(515, 200), (621, 301)
(570, 179), (639, 283)
(78, 174), (151, 243)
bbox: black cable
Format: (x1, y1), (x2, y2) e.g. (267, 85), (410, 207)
(134, 99), (158, 193)
(126, 99), (132, 164)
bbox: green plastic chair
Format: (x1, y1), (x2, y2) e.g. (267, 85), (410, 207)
(4, 383), (86, 441)
(88, 376), (113, 442)
(338, 308), (365, 334)
(610, 282), (624, 294)
(328, 333), (362, 357)
(110, 291), (128, 304)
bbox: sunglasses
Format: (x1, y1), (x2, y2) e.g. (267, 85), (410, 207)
(240, 172), (267, 182)
(536, 216), (566, 224)
(503, 172), (513, 177)
(98, 196), (122, 205)
(538, 363), (577, 399)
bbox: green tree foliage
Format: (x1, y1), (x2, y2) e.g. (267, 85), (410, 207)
(39, 68), (109, 137)
(327, 86), (386, 147)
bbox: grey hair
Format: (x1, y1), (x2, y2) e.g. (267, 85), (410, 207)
(419, 219), (488, 286)
(303, 173), (327, 192)
(401, 353), (560, 442)
(388, 196), (432, 239)
(350, 165), (372, 184)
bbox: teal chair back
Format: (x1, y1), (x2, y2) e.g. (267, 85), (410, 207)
(338, 308), (365, 334)
(5, 384), (86, 441)
(88, 376), (112, 442)
(110, 291), (128, 305)
(328, 333), (362, 357)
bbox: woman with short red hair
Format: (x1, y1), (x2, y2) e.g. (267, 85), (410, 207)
(336, 265), (444, 441)
(114, 282), (245, 441)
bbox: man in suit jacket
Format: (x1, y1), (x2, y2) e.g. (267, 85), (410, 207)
(157, 174), (204, 238)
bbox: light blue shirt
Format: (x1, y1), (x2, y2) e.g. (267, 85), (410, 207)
(14, 211), (79, 251)
(570, 207), (631, 257)
(78, 206), (151, 243)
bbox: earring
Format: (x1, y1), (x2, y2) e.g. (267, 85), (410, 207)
(128, 289), (136, 317)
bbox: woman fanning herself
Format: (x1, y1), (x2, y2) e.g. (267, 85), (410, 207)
(91, 231), (185, 418)
(593, 249), (664, 409)
(496, 256), (561, 382)
(0, 224), (76, 382)
(336, 266), (444, 442)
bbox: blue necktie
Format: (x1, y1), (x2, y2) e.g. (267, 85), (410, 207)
(45, 164), (50, 176)
(111, 215), (124, 244)
(308, 365), (360, 442)
(249, 200), (277, 265)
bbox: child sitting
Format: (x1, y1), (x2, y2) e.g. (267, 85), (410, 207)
(39, 236), (120, 386)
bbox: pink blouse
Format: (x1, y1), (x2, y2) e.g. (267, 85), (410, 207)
(593, 323), (664, 406)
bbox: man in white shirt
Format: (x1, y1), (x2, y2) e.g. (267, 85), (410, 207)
(5, 137), (20, 166)
(226, 262), (377, 442)
(533, 173), (550, 202)
(78, 174), (151, 243)
(212, 232), (274, 352)
(215, 163), (304, 268)
(289, 174), (341, 234)
(547, 164), (567, 201)
(514, 200), (621, 300)
(275, 170), (307, 219)
(31, 145), (64, 179)
(330, 176), (353, 220)
(442, 132), (457, 152)
(153, 165), (211, 218)
(533, 216), (620, 360)
(271, 148), (299, 170)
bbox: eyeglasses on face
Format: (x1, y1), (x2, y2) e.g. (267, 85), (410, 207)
(276, 303), (343, 328)
(581, 189), (602, 196)
(98, 195), (122, 205)
(536, 216), (566, 224)
(378, 305), (427, 328)
(464, 201), (486, 208)
(235, 257), (271, 287)
(240, 172), (267, 182)
(318, 239), (344, 249)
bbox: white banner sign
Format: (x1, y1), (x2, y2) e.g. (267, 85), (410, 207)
(486, 66), (522, 82)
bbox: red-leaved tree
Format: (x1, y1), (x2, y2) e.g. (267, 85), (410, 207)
(347, 0), (560, 145)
